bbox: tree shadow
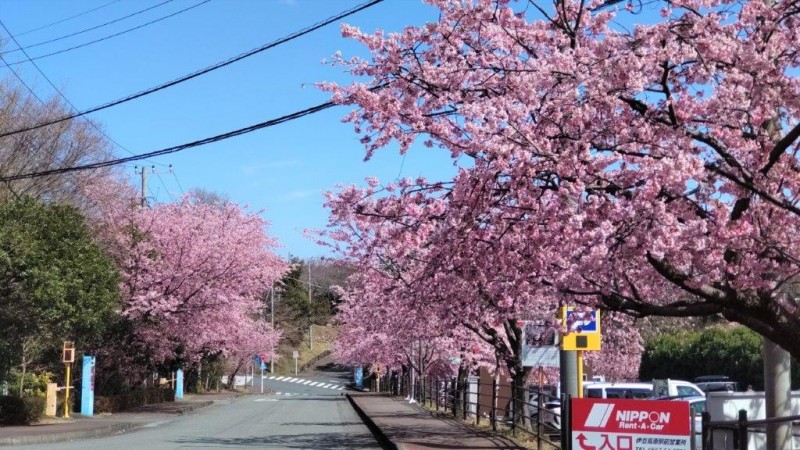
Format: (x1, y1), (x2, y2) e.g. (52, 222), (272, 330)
(172, 432), (380, 448)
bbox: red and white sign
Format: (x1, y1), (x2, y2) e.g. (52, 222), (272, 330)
(572, 398), (691, 450)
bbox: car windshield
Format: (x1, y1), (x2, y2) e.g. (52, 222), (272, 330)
(606, 388), (652, 399)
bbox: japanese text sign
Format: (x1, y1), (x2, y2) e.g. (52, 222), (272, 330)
(571, 398), (691, 450)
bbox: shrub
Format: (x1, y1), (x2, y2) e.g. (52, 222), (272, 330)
(640, 326), (800, 390)
(94, 387), (175, 414)
(0, 395), (45, 424)
(5, 371), (53, 397)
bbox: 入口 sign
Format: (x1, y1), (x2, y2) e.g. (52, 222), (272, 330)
(571, 398), (691, 450)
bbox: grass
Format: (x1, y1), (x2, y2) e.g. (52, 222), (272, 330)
(271, 325), (335, 376)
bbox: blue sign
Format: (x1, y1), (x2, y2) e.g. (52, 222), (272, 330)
(354, 366), (363, 388)
(260, 361), (266, 371)
(566, 310), (598, 333)
(80, 355), (95, 416)
(176, 369), (184, 399)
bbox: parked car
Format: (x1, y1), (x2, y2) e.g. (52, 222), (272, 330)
(672, 395), (705, 449)
(693, 375), (739, 393)
(652, 379), (705, 398)
(540, 382), (654, 430)
(585, 382), (654, 399)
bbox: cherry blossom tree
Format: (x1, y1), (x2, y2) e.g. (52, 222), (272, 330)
(87, 181), (286, 380)
(322, 0), (800, 362)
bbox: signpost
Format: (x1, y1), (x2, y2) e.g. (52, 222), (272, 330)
(293, 350), (299, 376)
(571, 398), (691, 450)
(560, 307), (602, 398)
(62, 341), (74, 418)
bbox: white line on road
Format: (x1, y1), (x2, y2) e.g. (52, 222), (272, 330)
(321, 384), (332, 388)
(302, 380), (312, 385)
(309, 382), (321, 386)
(268, 376), (276, 380)
(276, 377), (286, 381)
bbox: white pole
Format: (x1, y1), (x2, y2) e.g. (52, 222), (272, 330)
(260, 365), (264, 394)
(295, 357), (298, 376)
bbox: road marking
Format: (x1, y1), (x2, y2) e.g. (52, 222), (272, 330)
(287, 377), (299, 383)
(276, 376), (286, 381)
(309, 382), (320, 386)
(254, 398), (268, 402)
(337, 387), (345, 390)
(268, 376), (276, 380)
(321, 384), (332, 388)
(302, 380), (312, 385)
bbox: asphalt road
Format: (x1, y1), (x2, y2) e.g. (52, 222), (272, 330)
(23, 360), (380, 450)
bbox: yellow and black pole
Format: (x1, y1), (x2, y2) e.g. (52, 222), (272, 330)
(64, 363), (71, 418)
(577, 350), (584, 398)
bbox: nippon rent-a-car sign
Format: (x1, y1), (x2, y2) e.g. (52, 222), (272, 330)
(571, 398), (691, 450)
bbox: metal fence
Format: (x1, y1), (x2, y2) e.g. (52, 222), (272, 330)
(702, 410), (800, 450)
(370, 372), (562, 449)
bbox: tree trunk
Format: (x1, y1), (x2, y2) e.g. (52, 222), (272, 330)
(225, 357), (246, 390)
(454, 363), (468, 418)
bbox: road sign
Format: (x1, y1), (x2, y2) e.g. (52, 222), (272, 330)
(292, 350), (299, 359)
(561, 307), (602, 351)
(62, 341), (75, 363)
(571, 398), (691, 450)
(521, 320), (559, 367)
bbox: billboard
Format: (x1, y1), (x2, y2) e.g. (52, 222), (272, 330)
(571, 398), (691, 450)
(521, 320), (559, 367)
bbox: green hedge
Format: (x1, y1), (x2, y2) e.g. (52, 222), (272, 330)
(0, 395), (45, 425)
(95, 387), (175, 413)
(640, 326), (800, 390)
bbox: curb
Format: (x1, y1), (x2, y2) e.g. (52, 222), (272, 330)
(0, 421), (140, 446)
(345, 393), (397, 450)
(0, 399), (218, 446)
(175, 400), (214, 414)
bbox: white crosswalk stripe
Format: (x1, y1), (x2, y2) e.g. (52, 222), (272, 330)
(266, 377), (347, 390)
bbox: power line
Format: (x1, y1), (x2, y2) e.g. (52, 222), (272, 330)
(0, 99), (339, 182)
(5, 0), (176, 54)
(169, 165), (186, 194)
(0, 0), (384, 139)
(0, 19), (167, 166)
(15, 0), (123, 37)
(3, 0), (211, 67)
(155, 170), (176, 202)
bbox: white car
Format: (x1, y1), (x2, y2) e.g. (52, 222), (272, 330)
(672, 395), (705, 449)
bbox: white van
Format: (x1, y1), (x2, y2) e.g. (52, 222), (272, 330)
(652, 379), (706, 398)
(584, 382), (653, 399)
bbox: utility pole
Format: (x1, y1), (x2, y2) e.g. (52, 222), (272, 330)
(308, 261), (313, 350)
(136, 166), (153, 208)
(270, 287), (275, 374)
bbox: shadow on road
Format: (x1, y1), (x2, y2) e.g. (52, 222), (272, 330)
(172, 433), (379, 448)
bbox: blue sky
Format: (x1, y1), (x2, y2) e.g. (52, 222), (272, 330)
(0, 0), (458, 258)
(0, 0), (666, 259)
